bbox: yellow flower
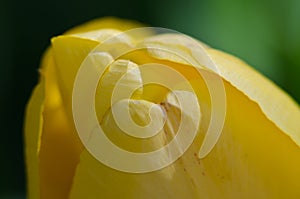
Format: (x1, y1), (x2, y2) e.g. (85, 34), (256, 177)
(25, 17), (300, 199)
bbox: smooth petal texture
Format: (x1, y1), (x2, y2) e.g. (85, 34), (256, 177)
(95, 59), (143, 121)
(38, 49), (83, 199)
(69, 33), (300, 198)
(138, 33), (209, 66)
(51, 29), (136, 119)
(139, 34), (300, 146)
(207, 49), (300, 144)
(24, 76), (44, 199)
(70, 91), (201, 198)
(69, 55), (300, 198)
(25, 18), (147, 199)
(64, 17), (146, 35)
(51, 36), (99, 116)
(25, 17), (300, 199)
(51, 17), (146, 119)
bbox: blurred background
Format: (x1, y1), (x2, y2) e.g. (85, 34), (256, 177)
(0, 0), (299, 198)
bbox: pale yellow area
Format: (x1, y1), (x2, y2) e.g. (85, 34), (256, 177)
(208, 49), (300, 145)
(95, 59), (143, 121)
(25, 18), (147, 199)
(25, 18), (300, 199)
(64, 17), (147, 35)
(70, 62), (300, 199)
(139, 34), (300, 146)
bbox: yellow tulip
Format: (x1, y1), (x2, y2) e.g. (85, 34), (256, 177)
(24, 17), (300, 199)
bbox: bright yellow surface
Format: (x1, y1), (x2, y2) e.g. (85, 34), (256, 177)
(25, 18), (300, 199)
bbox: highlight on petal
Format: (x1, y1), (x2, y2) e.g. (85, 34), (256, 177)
(25, 17), (300, 199)
(138, 33), (210, 66)
(51, 36), (99, 115)
(95, 59), (143, 121)
(51, 28), (141, 118)
(136, 32), (300, 152)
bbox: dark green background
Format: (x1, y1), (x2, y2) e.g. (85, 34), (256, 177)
(0, 0), (299, 198)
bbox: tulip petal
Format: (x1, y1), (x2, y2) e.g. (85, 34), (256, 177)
(24, 76), (44, 199)
(51, 18), (148, 116)
(30, 49), (83, 199)
(64, 17), (146, 35)
(51, 30), (135, 118)
(71, 33), (300, 199)
(207, 49), (300, 145)
(51, 36), (99, 117)
(70, 62), (300, 198)
(25, 18), (300, 199)
(95, 59), (143, 121)
(138, 33), (210, 67)
(139, 33), (300, 146)
(70, 91), (202, 198)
